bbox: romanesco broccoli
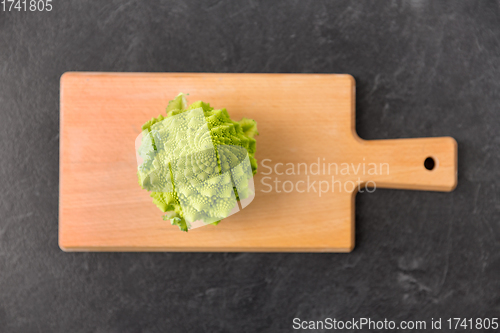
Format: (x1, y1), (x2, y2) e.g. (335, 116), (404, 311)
(136, 93), (258, 231)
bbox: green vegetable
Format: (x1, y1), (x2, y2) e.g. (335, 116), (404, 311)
(137, 93), (258, 231)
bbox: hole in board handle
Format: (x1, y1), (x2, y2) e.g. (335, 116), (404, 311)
(424, 157), (435, 171)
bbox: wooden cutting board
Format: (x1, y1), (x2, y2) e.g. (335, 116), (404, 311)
(59, 72), (457, 252)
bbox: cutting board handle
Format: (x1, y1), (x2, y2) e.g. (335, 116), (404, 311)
(355, 136), (457, 192)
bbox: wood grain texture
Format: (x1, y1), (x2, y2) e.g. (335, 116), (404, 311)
(59, 72), (457, 252)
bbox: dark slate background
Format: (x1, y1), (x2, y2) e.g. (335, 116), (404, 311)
(0, 1), (499, 332)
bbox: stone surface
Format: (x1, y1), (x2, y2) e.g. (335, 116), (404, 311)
(0, 1), (499, 332)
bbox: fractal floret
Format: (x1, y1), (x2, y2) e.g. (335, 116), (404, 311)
(136, 93), (258, 231)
